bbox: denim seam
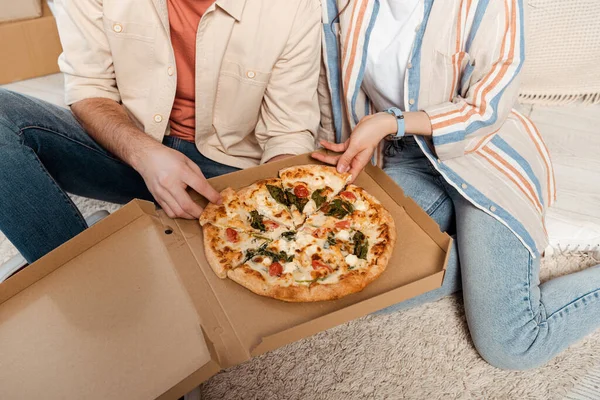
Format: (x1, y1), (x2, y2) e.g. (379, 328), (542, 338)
(547, 288), (600, 320)
(20, 125), (125, 165)
(25, 143), (88, 229)
(526, 252), (536, 322)
(426, 193), (451, 218)
(173, 137), (182, 151)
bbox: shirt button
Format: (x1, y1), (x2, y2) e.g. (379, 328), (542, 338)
(409, 99), (415, 105)
(246, 71), (256, 79)
(461, 183), (468, 190)
(490, 206), (497, 212)
(167, 66), (174, 76)
(407, 62), (413, 69)
(153, 114), (163, 123)
(113, 23), (123, 33)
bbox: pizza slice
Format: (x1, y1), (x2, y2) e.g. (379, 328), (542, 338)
(278, 165), (351, 223)
(202, 224), (274, 278)
(200, 184), (291, 236)
(236, 178), (296, 229)
(200, 187), (249, 230)
(300, 185), (395, 271)
(226, 235), (300, 289)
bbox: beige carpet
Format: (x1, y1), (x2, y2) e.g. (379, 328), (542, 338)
(1, 196), (599, 399)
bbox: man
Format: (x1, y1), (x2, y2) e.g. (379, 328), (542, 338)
(0, 0), (321, 263)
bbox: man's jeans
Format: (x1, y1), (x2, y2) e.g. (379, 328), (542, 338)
(380, 137), (600, 369)
(0, 89), (238, 263)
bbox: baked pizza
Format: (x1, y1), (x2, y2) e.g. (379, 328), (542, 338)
(200, 165), (396, 302)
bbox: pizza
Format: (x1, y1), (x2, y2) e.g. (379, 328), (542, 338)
(200, 165), (396, 302)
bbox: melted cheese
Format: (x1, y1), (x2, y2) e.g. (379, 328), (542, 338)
(283, 262), (297, 274)
(345, 254), (358, 267)
(247, 260), (268, 275)
(303, 200), (316, 215)
(354, 200), (368, 211)
(295, 232), (315, 248)
(336, 229), (350, 241)
(293, 268), (314, 283)
(307, 213), (328, 227)
(322, 174), (345, 194)
(317, 269), (343, 284)
(262, 257), (272, 267)
(305, 244), (320, 258)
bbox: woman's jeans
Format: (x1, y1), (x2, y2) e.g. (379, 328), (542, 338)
(0, 89), (238, 263)
(381, 137), (600, 370)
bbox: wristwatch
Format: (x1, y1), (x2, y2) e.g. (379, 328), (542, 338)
(383, 107), (406, 141)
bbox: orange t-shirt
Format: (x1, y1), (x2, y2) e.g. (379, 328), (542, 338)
(167, 0), (214, 142)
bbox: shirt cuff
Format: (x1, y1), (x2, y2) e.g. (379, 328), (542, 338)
(423, 102), (468, 161)
(260, 132), (316, 164)
(64, 79), (121, 106)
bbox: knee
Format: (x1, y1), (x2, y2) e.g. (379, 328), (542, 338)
(0, 87), (14, 113)
(0, 88), (19, 124)
(469, 324), (551, 370)
(0, 88), (33, 119)
(0, 89), (26, 141)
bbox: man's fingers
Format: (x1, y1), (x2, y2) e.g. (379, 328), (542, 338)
(184, 164), (222, 205)
(161, 203), (176, 219)
(172, 186), (203, 219)
(156, 198), (177, 219)
(319, 140), (349, 153)
(159, 189), (195, 219)
(310, 152), (341, 166)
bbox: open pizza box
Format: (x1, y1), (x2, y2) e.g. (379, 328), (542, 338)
(0, 153), (452, 399)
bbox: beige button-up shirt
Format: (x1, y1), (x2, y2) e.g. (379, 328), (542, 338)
(54, 0), (322, 168)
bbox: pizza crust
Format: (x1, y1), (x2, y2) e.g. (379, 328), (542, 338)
(202, 224), (230, 279)
(279, 164), (351, 186)
(227, 259), (390, 302)
(199, 187), (236, 227)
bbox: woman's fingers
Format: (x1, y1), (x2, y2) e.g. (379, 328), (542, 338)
(347, 148), (373, 183)
(319, 140), (349, 153)
(336, 142), (361, 174)
(310, 151), (341, 166)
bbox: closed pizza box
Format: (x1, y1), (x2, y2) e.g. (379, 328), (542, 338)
(0, 153), (452, 399)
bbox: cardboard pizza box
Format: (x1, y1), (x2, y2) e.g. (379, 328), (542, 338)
(0, 153), (452, 399)
(0, 0), (42, 23)
(0, 2), (63, 84)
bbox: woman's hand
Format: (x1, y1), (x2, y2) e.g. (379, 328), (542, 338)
(311, 112), (397, 182)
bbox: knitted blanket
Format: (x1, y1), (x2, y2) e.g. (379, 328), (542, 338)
(519, 0), (600, 105)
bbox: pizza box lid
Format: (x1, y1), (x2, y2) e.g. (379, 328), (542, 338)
(0, 153), (452, 399)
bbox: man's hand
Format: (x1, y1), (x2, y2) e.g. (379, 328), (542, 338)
(132, 142), (222, 219)
(71, 98), (221, 219)
(266, 154), (294, 163)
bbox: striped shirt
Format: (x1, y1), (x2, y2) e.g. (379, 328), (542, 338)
(318, 0), (556, 257)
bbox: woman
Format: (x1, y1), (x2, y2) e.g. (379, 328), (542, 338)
(314, 0), (600, 370)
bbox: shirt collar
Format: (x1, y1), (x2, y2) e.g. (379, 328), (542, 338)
(216, 0), (246, 21)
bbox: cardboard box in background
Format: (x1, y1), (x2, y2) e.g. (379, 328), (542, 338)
(0, 0), (42, 23)
(0, 2), (62, 85)
(0, 154), (452, 399)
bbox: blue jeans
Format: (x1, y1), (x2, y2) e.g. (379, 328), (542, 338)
(0, 89), (239, 263)
(380, 137), (600, 370)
